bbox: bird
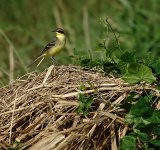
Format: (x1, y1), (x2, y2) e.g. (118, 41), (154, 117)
(28, 28), (66, 67)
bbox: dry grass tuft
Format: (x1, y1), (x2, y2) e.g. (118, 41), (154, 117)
(0, 65), (158, 150)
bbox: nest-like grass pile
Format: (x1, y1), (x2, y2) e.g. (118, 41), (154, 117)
(0, 65), (158, 150)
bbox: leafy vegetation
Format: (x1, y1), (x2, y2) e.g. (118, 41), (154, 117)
(76, 82), (94, 117)
(120, 95), (160, 149)
(80, 16), (159, 84)
(76, 92), (93, 117)
(8, 140), (21, 150)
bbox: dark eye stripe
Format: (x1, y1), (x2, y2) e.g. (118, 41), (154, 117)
(57, 30), (64, 34)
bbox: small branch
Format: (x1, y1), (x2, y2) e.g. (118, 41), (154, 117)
(105, 17), (121, 51)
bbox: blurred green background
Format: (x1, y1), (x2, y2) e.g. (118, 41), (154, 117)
(0, 0), (160, 86)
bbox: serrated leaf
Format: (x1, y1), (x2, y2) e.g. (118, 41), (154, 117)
(122, 63), (156, 84)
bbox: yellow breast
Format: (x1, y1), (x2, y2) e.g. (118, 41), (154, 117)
(47, 43), (65, 57)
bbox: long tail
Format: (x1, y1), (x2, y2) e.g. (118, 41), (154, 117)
(27, 55), (44, 68)
(36, 57), (45, 67)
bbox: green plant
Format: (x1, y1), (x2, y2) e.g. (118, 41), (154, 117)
(7, 140), (21, 150)
(80, 16), (158, 84)
(76, 93), (93, 117)
(120, 95), (160, 149)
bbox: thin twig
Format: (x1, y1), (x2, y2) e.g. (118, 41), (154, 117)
(105, 17), (122, 51)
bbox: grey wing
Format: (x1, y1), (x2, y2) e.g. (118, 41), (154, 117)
(40, 40), (56, 55)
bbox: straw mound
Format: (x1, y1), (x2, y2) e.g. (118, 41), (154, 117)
(0, 65), (158, 150)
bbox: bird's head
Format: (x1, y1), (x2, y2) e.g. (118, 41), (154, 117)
(52, 28), (65, 40)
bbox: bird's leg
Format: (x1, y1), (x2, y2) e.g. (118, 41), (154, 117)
(50, 57), (55, 64)
(50, 57), (59, 65)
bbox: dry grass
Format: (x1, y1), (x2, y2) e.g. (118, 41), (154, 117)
(0, 65), (158, 150)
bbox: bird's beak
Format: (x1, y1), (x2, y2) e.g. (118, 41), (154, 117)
(52, 29), (56, 32)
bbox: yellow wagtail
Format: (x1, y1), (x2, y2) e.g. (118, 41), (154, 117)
(28, 28), (66, 67)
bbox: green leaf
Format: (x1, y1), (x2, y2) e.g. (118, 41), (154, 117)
(79, 83), (86, 91)
(118, 61), (130, 74)
(120, 101), (132, 111)
(80, 58), (101, 68)
(120, 51), (136, 63)
(102, 62), (119, 73)
(134, 129), (149, 142)
(85, 96), (93, 109)
(152, 125), (160, 135)
(76, 102), (83, 115)
(125, 114), (150, 127)
(125, 95), (153, 126)
(150, 60), (160, 75)
(122, 63), (156, 84)
(79, 93), (85, 103)
(149, 139), (160, 146)
(125, 113), (138, 124)
(147, 110), (160, 124)
(129, 97), (153, 117)
(120, 135), (136, 150)
(76, 93), (93, 117)
(87, 81), (95, 89)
